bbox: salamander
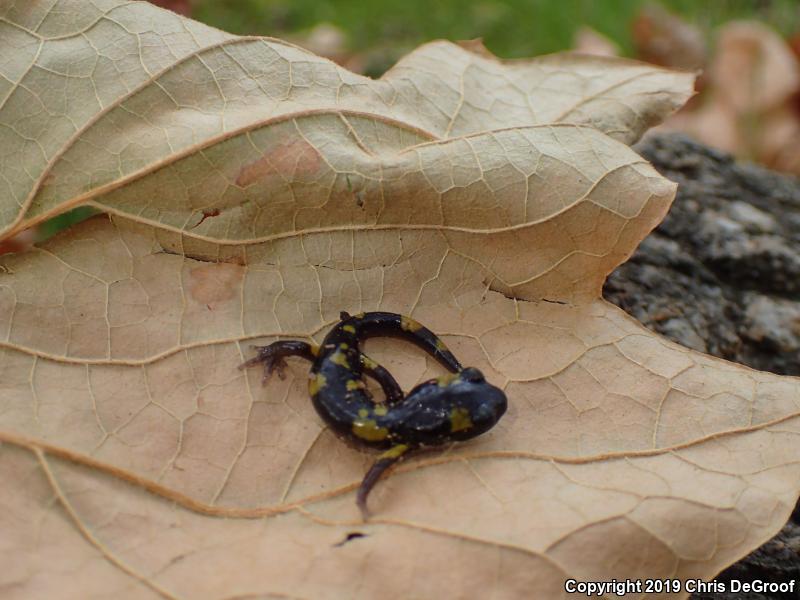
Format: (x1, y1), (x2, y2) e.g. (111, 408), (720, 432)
(240, 311), (507, 518)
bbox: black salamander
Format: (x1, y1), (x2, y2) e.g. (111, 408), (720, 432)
(240, 311), (507, 517)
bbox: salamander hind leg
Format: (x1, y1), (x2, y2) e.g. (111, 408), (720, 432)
(359, 352), (404, 404)
(239, 341), (317, 385)
(357, 444), (410, 520)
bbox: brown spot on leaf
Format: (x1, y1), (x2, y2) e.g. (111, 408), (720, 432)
(236, 138), (322, 187)
(191, 208), (221, 230)
(187, 263), (244, 309)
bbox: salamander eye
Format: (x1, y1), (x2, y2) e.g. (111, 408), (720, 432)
(460, 367), (485, 384)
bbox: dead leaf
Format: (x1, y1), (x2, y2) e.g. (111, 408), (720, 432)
(573, 27), (620, 58)
(0, 2), (693, 243)
(289, 22), (350, 64)
(632, 4), (707, 71)
(708, 21), (800, 172)
(661, 20), (800, 175)
(759, 105), (800, 174)
(712, 21), (800, 114)
(2, 2), (799, 598)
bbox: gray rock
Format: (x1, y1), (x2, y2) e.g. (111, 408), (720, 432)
(743, 293), (800, 351)
(728, 201), (777, 234)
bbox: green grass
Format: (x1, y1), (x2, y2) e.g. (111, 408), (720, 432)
(38, 207), (99, 241)
(192, 0), (799, 66)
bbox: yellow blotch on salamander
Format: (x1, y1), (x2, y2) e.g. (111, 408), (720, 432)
(379, 444), (409, 460)
(435, 338), (449, 352)
(330, 349), (350, 369)
(310, 344), (320, 357)
(436, 372), (461, 387)
(361, 355), (379, 370)
(373, 404), (388, 416)
(346, 379), (366, 391)
(352, 418), (390, 442)
(309, 372), (327, 396)
(400, 315), (422, 332)
(342, 324), (356, 334)
(450, 407), (473, 433)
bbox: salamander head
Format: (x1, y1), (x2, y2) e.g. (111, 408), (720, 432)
(395, 367), (507, 446)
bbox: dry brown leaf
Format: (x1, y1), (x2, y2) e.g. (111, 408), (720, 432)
(632, 4), (707, 72)
(709, 21), (800, 172)
(0, 2), (693, 242)
(572, 27), (620, 58)
(662, 20), (800, 175)
(2, 2), (800, 599)
(289, 23), (350, 64)
(712, 21), (800, 114)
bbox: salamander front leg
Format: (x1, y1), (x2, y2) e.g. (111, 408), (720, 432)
(357, 444), (410, 520)
(239, 341), (317, 385)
